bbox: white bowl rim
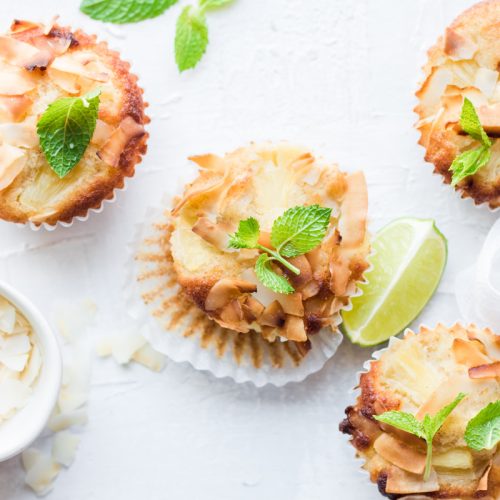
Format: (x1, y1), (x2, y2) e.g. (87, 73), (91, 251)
(0, 281), (62, 462)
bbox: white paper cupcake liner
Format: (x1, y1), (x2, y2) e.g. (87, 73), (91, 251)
(24, 182), (126, 232)
(123, 199), (373, 387)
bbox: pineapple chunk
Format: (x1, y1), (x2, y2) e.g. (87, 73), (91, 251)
(384, 343), (441, 405)
(432, 449), (473, 470)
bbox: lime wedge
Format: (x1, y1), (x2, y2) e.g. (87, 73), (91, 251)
(342, 218), (447, 346)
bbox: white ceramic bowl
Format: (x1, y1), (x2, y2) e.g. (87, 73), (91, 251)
(0, 281), (62, 462)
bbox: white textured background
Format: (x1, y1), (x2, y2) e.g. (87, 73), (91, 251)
(0, 0), (497, 498)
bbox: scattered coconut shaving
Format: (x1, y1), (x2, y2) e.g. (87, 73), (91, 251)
(22, 299), (95, 496)
(96, 328), (166, 372)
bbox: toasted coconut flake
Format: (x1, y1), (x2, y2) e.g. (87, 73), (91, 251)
(0, 119), (37, 148)
(283, 315), (307, 342)
(91, 119), (114, 147)
(0, 35), (48, 69)
(192, 217), (233, 251)
(444, 28), (478, 61)
(241, 296), (265, 322)
(416, 67), (453, 115)
(50, 52), (109, 82)
(469, 361), (500, 379)
(9, 20), (39, 34)
(477, 462), (492, 492)
(287, 255), (312, 288)
(97, 116), (145, 167)
(47, 67), (80, 94)
(475, 103), (500, 137)
(0, 143), (26, 191)
(330, 256), (351, 296)
(278, 292), (304, 317)
(416, 374), (473, 419)
(338, 171), (367, 247)
(300, 280), (320, 300)
(474, 68), (499, 98)
(260, 300), (285, 328)
(373, 434), (426, 475)
(0, 95), (32, 122)
(452, 338), (491, 367)
(188, 153), (226, 170)
(386, 466), (439, 494)
(205, 279), (257, 311)
(0, 61), (36, 95)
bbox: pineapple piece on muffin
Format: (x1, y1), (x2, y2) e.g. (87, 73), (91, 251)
(170, 143), (370, 349)
(340, 324), (500, 499)
(0, 19), (148, 226)
(415, 0), (500, 209)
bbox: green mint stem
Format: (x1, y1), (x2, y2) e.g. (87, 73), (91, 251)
(257, 244), (300, 275)
(424, 440), (432, 481)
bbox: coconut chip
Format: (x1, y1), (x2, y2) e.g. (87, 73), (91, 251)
(52, 431), (80, 467)
(0, 143), (26, 191)
(22, 448), (61, 496)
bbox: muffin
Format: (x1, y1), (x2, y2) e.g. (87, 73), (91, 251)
(170, 143), (370, 349)
(415, 0), (500, 208)
(340, 324), (500, 499)
(0, 19), (148, 226)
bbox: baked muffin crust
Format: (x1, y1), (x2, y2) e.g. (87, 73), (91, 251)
(0, 20), (148, 226)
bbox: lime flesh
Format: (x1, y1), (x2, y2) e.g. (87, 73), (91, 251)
(342, 218), (447, 347)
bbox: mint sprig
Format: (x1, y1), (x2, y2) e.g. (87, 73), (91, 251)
(37, 90), (101, 179)
(80, 0), (178, 24)
(450, 98), (493, 186)
(374, 393), (466, 481)
(175, 0), (235, 72)
(228, 205), (332, 294)
(465, 400), (500, 451)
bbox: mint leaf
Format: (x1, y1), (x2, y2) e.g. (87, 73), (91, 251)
(80, 0), (178, 24)
(271, 205), (332, 258)
(460, 97), (491, 147)
(37, 90), (100, 179)
(374, 393), (466, 481)
(450, 98), (493, 186)
(425, 392), (466, 438)
(175, 6), (208, 72)
(465, 401), (500, 451)
(200, 0), (234, 10)
(255, 254), (294, 295)
(228, 217), (260, 249)
(374, 411), (424, 439)
(450, 145), (491, 186)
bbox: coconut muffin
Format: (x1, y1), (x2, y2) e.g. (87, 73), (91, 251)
(0, 19), (148, 226)
(170, 143), (370, 348)
(415, 0), (500, 208)
(340, 324), (500, 499)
